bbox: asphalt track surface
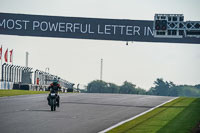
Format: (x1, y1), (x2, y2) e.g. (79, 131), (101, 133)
(0, 93), (174, 133)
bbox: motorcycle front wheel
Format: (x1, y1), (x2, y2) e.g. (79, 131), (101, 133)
(50, 99), (56, 111)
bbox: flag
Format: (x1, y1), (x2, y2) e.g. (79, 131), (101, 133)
(10, 49), (13, 63)
(4, 48), (8, 62)
(0, 46), (2, 60)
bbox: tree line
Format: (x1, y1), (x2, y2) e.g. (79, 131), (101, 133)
(83, 78), (200, 97)
(86, 80), (146, 94)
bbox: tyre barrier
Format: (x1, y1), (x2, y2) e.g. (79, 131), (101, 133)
(13, 84), (20, 89)
(67, 88), (74, 92)
(20, 84), (30, 90)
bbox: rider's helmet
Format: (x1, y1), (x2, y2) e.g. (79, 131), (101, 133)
(53, 78), (58, 83)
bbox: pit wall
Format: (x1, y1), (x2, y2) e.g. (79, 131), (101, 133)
(0, 81), (14, 90)
(0, 81), (69, 92)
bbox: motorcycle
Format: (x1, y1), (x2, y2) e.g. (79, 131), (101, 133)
(49, 89), (59, 111)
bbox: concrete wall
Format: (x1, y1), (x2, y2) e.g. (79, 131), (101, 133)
(0, 81), (14, 90)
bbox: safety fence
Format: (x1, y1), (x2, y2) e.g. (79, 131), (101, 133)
(1, 63), (74, 91)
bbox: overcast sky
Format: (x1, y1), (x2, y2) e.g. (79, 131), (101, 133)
(1, 0), (200, 90)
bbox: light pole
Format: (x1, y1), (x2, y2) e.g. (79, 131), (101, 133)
(100, 58), (103, 81)
(45, 67), (50, 73)
(25, 52), (29, 67)
(45, 67), (50, 85)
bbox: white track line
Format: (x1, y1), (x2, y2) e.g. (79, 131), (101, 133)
(99, 97), (178, 133)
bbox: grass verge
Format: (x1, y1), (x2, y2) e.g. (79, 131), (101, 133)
(108, 97), (200, 133)
(0, 90), (48, 97)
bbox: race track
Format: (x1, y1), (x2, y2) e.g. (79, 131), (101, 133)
(0, 93), (174, 133)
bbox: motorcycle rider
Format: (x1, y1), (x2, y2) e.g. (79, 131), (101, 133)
(47, 78), (61, 107)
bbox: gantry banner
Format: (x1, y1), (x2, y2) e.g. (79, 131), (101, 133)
(0, 13), (199, 44)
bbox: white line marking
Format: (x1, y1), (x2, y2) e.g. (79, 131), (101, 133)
(99, 97), (178, 133)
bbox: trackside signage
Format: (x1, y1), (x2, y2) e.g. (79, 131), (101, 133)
(0, 13), (199, 44)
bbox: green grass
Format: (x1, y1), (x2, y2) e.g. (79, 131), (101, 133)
(108, 97), (200, 133)
(0, 90), (48, 97)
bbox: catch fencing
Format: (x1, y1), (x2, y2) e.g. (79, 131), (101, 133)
(0, 63), (74, 91)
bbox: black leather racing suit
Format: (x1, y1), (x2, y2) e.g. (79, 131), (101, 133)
(47, 82), (61, 107)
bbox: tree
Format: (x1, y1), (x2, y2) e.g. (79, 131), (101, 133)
(87, 80), (107, 93)
(107, 83), (120, 93)
(119, 81), (137, 94)
(153, 78), (170, 96)
(195, 84), (200, 89)
(149, 78), (179, 96)
(136, 87), (147, 95)
(168, 81), (179, 96)
(147, 87), (155, 95)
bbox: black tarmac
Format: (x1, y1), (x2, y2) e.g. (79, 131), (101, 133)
(0, 93), (174, 133)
